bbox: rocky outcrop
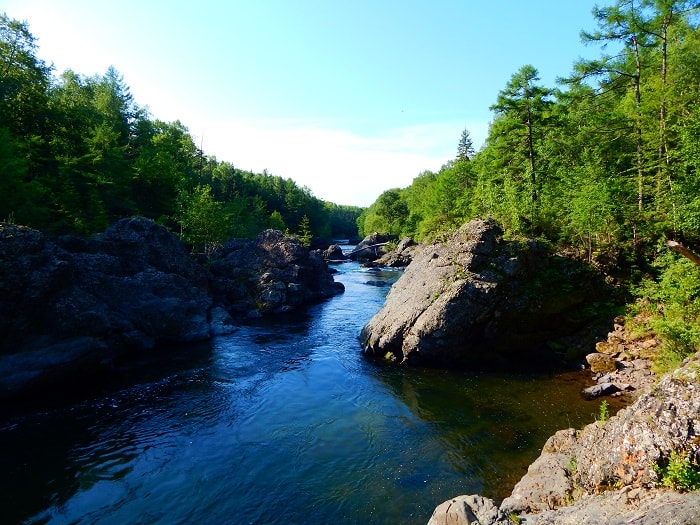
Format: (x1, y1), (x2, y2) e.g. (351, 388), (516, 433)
(428, 351), (700, 524)
(208, 229), (344, 315)
(367, 236), (417, 268)
(347, 232), (396, 262)
(579, 315), (657, 401)
(0, 219), (343, 399)
(361, 219), (612, 368)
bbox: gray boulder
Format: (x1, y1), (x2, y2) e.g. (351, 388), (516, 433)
(348, 232), (396, 262)
(0, 218), (213, 398)
(208, 229), (344, 315)
(368, 236), (417, 268)
(427, 495), (503, 525)
(323, 244), (346, 262)
(361, 219), (611, 368)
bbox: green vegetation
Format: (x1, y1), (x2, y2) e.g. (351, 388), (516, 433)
(356, 1), (700, 372)
(0, 14), (362, 252)
(655, 450), (700, 492)
(597, 400), (610, 425)
(3, 3), (700, 366)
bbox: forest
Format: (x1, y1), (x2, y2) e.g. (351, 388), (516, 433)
(1, 2), (700, 371)
(356, 0), (700, 372)
(0, 13), (362, 250)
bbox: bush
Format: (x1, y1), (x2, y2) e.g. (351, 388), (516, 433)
(633, 252), (700, 374)
(655, 451), (700, 492)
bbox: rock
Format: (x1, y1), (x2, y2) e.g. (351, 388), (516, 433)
(348, 232), (396, 262)
(323, 244), (346, 262)
(427, 495), (502, 525)
(585, 352), (617, 373)
(500, 429), (578, 515)
(527, 489), (700, 525)
(0, 221), (344, 399)
(594, 340), (620, 356)
(494, 353), (700, 520)
(371, 236), (417, 267)
(581, 382), (620, 400)
(361, 219), (612, 368)
(209, 306), (238, 336)
(573, 355), (700, 492)
(208, 229), (344, 315)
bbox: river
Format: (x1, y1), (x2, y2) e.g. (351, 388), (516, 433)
(1, 258), (609, 524)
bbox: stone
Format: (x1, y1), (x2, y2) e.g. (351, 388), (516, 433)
(347, 232), (396, 262)
(323, 244), (346, 261)
(585, 352), (617, 373)
(581, 382), (620, 400)
(427, 495), (502, 525)
(209, 229), (344, 315)
(0, 220), (344, 400)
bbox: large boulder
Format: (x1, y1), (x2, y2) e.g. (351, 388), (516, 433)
(360, 219), (611, 368)
(0, 218), (213, 398)
(367, 236), (417, 268)
(208, 229), (344, 315)
(348, 232), (396, 262)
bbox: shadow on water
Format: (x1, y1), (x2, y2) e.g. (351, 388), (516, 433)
(370, 364), (622, 501)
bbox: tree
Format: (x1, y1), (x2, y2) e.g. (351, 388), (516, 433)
(490, 65), (553, 206)
(175, 185), (230, 256)
(456, 128), (475, 161)
(579, 1), (648, 213)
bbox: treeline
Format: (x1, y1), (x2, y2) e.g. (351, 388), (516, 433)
(360, 1), (700, 259)
(0, 14), (362, 250)
(358, 1), (700, 371)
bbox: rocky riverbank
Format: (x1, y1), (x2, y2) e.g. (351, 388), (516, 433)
(353, 219), (699, 523)
(428, 348), (700, 524)
(0, 217), (343, 400)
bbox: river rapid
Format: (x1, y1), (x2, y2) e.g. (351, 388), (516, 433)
(1, 257), (608, 524)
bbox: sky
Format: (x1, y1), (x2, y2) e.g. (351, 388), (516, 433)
(4, 0), (605, 207)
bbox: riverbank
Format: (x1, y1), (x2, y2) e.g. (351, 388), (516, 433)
(428, 319), (700, 525)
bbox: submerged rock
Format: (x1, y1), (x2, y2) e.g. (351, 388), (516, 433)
(361, 218), (612, 369)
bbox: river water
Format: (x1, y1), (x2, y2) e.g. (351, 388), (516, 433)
(1, 258), (609, 525)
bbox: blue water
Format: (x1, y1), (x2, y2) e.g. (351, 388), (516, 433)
(0, 260), (606, 524)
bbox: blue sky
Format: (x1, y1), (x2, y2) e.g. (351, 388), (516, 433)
(5, 0), (603, 206)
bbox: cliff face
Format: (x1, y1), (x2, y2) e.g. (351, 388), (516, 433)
(360, 219), (612, 369)
(0, 218), (343, 399)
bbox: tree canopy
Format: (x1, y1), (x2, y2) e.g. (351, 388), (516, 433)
(0, 13), (362, 251)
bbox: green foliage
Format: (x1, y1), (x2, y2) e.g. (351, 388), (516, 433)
(597, 400), (609, 424)
(175, 185), (229, 256)
(655, 450), (700, 492)
(633, 252), (700, 373)
(0, 13), (353, 242)
(297, 214), (312, 247)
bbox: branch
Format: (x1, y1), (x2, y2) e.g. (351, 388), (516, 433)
(667, 241), (700, 267)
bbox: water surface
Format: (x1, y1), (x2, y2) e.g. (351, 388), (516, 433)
(1, 260), (609, 524)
